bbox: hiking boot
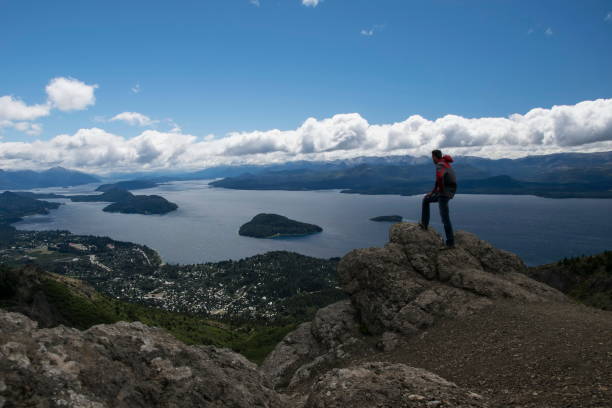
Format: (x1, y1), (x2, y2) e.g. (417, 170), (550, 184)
(418, 223), (428, 231)
(440, 242), (455, 250)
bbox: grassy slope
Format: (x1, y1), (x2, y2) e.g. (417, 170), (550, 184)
(19, 270), (295, 364)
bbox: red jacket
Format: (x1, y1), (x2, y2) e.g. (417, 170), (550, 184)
(433, 155), (457, 197)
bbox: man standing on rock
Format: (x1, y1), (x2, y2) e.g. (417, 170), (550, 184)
(419, 149), (457, 248)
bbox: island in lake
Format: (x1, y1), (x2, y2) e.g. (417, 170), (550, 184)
(239, 213), (323, 238)
(370, 215), (403, 222)
(96, 180), (160, 192)
(69, 188), (178, 215)
(0, 191), (61, 224)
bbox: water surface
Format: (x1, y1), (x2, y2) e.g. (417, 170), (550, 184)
(16, 181), (612, 266)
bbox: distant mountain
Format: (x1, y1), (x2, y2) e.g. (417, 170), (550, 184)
(0, 167), (99, 190)
(0, 191), (61, 223)
(209, 151), (612, 198)
(341, 175), (612, 198)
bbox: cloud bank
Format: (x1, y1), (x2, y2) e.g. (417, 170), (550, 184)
(0, 98), (611, 173)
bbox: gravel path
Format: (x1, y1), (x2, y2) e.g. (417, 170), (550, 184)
(354, 301), (612, 408)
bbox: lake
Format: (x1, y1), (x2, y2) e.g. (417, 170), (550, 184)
(15, 180), (612, 266)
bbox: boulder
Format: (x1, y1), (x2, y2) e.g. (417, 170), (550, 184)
(261, 300), (364, 389)
(0, 310), (282, 407)
(304, 362), (488, 408)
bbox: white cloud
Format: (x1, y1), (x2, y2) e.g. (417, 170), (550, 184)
(0, 120), (43, 137)
(606, 12), (612, 22)
(131, 83), (141, 94)
(46, 77), (98, 111)
(168, 120), (182, 133)
(1, 76), (96, 137)
(302, 0), (321, 7)
(111, 112), (157, 127)
(361, 25), (383, 37)
(545, 27), (553, 36)
(250, 0), (260, 6)
(0, 96), (50, 121)
(1, 98), (611, 172)
(13, 122), (43, 136)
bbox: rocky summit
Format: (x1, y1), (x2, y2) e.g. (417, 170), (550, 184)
(261, 223), (567, 392)
(2, 222), (610, 407)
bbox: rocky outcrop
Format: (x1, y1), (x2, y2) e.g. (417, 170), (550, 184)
(304, 362), (488, 408)
(261, 300), (364, 389)
(0, 310), (282, 407)
(263, 223), (567, 390)
(339, 223), (567, 336)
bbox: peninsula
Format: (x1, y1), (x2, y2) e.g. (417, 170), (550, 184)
(69, 188), (178, 215)
(95, 180), (159, 192)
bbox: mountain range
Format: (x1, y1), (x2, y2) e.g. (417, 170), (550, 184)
(209, 151), (612, 198)
(2, 151), (611, 198)
(0, 166), (99, 189)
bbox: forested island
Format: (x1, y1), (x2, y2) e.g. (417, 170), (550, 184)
(103, 195), (178, 214)
(0, 191), (61, 224)
(69, 188), (178, 215)
(239, 213), (323, 238)
(370, 215), (403, 222)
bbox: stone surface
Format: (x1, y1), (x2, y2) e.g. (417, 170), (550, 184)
(304, 362), (489, 408)
(338, 223), (567, 336)
(261, 299), (364, 389)
(264, 223), (567, 392)
(0, 310), (282, 408)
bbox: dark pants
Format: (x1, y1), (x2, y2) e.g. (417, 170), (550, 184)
(421, 194), (454, 245)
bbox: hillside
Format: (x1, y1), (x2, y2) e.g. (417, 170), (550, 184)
(2, 223), (610, 407)
(528, 251), (612, 310)
(0, 228), (343, 324)
(0, 265), (296, 363)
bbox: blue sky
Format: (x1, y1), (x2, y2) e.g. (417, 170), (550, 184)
(1, 0), (612, 172)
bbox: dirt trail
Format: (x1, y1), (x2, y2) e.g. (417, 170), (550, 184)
(352, 301), (612, 408)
